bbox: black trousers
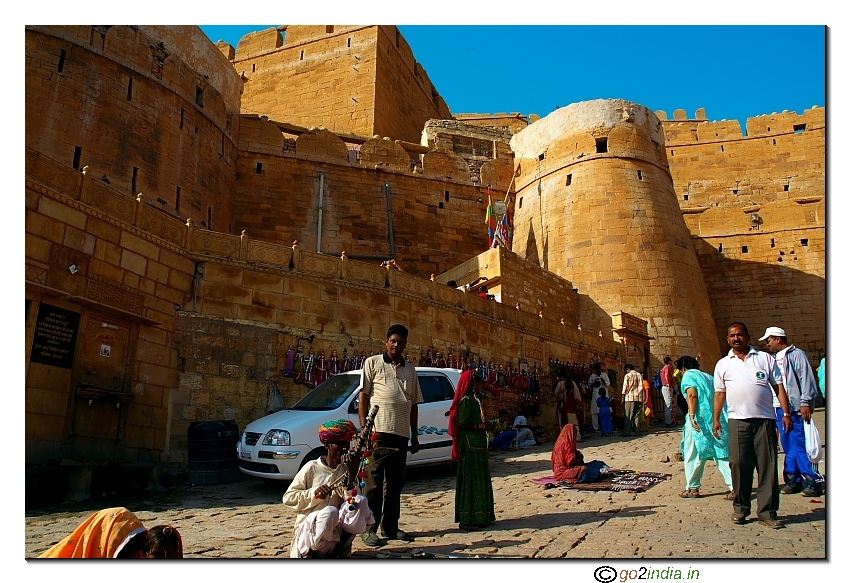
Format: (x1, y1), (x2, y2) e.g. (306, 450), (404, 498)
(363, 432), (409, 536)
(728, 417), (780, 520)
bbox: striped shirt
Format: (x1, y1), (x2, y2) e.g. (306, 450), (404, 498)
(622, 370), (644, 402)
(361, 353), (423, 438)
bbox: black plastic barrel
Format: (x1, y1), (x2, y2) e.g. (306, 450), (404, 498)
(187, 420), (240, 486)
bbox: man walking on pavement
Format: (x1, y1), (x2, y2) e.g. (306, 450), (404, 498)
(713, 322), (793, 529)
(358, 324), (423, 547)
(660, 356), (679, 427)
(760, 326), (824, 496)
(620, 364), (643, 437)
(588, 362), (611, 432)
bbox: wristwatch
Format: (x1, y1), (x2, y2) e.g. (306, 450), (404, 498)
(783, 412), (791, 417)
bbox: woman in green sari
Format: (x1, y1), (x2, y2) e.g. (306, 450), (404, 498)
(448, 368), (496, 531)
(676, 356), (734, 499)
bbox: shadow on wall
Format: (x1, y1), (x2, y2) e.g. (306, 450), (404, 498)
(693, 238), (825, 365)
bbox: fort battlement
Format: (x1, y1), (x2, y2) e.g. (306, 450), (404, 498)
(659, 106), (825, 143)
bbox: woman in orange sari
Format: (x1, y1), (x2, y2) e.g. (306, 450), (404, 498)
(39, 507), (182, 558)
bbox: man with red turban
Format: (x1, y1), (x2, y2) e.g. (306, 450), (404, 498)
(282, 419), (375, 557)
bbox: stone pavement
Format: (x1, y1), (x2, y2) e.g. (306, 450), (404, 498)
(25, 410), (825, 559)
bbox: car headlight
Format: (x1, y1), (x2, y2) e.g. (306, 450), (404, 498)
(262, 429), (291, 446)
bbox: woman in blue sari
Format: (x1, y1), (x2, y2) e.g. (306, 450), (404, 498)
(676, 356), (734, 499)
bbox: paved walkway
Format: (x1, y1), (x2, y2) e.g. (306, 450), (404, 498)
(25, 410), (826, 560)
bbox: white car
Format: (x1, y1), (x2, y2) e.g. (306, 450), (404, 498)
(237, 367), (461, 482)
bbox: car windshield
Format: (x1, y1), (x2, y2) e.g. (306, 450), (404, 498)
(291, 374), (361, 411)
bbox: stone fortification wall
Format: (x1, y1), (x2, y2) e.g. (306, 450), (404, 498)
(25, 148), (620, 473)
(25, 148), (195, 473)
(662, 107), (825, 360)
(662, 107), (824, 208)
(510, 99), (720, 367)
(173, 247), (623, 463)
(233, 119), (514, 279)
(25, 26), (241, 233)
(232, 25), (452, 144)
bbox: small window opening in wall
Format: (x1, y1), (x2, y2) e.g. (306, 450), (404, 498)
(801, 239), (809, 246)
(793, 123), (807, 133)
(595, 137), (608, 153)
(72, 146), (82, 170)
(300, 50), (304, 60)
(784, 183), (790, 191)
(179, 108), (184, 129)
(637, 170), (643, 180)
(718, 243), (723, 253)
(176, 187), (181, 212)
(767, 126), (770, 131)
(195, 86), (204, 107)
(732, 189), (738, 194)
(683, 194), (689, 201)
(444, 190), (450, 202)
(538, 153), (545, 161)
(208, 207), (212, 230)
(742, 246), (749, 254)
(670, 149), (675, 156)
(326, 25), (334, 34)
(255, 162), (263, 174)
(770, 238), (775, 248)
(773, 139), (777, 145)
(438, 202), (444, 209)
(126, 77), (133, 101)
(252, 63), (256, 72)
(519, 197), (523, 209)
(720, 145), (725, 152)
(131, 167), (138, 193)
(348, 37), (351, 47)
(58, 49), (66, 73)
(565, 174), (572, 186)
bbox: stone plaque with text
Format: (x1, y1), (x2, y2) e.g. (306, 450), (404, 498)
(30, 304), (80, 368)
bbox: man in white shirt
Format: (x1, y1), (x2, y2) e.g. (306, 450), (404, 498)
(588, 362), (610, 432)
(620, 364), (644, 437)
(359, 324), (423, 546)
(713, 322), (793, 529)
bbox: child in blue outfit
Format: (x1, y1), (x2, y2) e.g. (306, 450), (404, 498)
(596, 387), (614, 436)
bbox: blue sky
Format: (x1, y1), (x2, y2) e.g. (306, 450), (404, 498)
(200, 24), (825, 132)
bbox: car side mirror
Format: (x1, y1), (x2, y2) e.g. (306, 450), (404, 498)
(349, 398), (359, 414)
(444, 411), (450, 417)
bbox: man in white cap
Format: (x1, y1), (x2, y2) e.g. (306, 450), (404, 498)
(760, 326), (823, 497)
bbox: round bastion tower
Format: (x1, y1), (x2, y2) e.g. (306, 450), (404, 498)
(510, 99), (720, 367)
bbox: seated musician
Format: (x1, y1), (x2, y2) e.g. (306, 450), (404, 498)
(282, 419), (374, 558)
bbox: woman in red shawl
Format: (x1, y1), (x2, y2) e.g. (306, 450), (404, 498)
(552, 424), (587, 483)
(448, 368), (496, 531)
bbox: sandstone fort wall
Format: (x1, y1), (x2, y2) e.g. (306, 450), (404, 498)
(25, 146), (620, 476)
(510, 100), (720, 367)
(232, 26), (451, 144)
(26, 26), (242, 233)
(233, 118), (514, 278)
(662, 107), (825, 361)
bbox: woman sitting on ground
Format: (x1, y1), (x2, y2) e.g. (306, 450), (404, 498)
(40, 507), (183, 558)
(552, 424), (611, 484)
